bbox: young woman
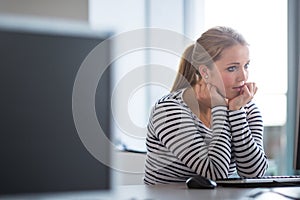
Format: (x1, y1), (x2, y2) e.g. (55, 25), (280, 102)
(144, 26), (268, 185)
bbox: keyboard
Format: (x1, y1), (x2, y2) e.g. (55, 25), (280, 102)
(216, 175), (300, 187)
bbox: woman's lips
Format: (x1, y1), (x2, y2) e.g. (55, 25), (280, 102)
(232, 85), (244, 92)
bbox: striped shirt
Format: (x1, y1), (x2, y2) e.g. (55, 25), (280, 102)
(144, 89), (268, 185)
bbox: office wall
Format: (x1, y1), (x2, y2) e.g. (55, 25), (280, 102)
(0, 0), (88, 22)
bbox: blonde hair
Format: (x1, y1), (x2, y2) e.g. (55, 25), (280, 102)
(171, 26), (248, 92)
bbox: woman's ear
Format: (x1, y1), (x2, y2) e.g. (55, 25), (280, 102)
(199, 65), (209, 80)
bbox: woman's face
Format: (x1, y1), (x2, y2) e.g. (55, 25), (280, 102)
(207, 44), (250, 100)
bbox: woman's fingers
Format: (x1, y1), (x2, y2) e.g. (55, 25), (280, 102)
(228, 82), (258, 110)
(208, 84), (227, 107)
(244, 82), (258, 99)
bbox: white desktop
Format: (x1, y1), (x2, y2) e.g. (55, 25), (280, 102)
(1, 183), (300, 200)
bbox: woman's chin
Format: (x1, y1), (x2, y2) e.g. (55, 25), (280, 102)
(226, 92), (240, 100)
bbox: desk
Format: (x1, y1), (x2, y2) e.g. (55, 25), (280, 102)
(1, 184), (300, 200)
(109, 184), (300, 200)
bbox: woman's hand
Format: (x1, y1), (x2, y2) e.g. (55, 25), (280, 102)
(194, 79), (227, 108)
(228, 82), (258, 110)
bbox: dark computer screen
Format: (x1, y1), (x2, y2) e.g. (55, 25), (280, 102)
(295, 63), (300, 171)
(289, 0), (300, 172)
(0, 21), (111, 194)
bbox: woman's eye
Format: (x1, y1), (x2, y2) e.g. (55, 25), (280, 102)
(227, 66), (237, 72)
(244, 63), (250, 69)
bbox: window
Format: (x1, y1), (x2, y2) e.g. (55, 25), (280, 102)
(89, 0), (288, 174)
(200, 0), (287, 175)
(203, 0), (287, 127)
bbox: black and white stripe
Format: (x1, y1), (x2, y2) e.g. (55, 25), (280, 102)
(144, 89), (268, 185)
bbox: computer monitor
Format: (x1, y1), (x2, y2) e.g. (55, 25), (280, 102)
(0, 19), (112, 195)
(294, 61), (300, 171)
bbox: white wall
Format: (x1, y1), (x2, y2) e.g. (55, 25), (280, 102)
(0, 0), (88, 22)
(113, 151), (146, 185)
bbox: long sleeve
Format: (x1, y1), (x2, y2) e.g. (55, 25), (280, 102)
(145, 99), (232, 183)
(229, 101), (268, 177)
(144, 91), (268, 185)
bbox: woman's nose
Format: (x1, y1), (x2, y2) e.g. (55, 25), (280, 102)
(238, 68), (248, 81)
